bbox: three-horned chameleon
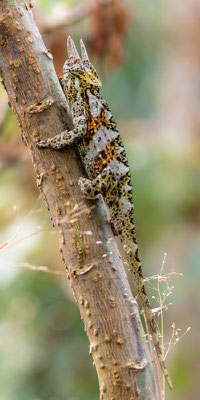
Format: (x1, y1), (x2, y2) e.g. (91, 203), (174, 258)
(37, 36), (172, 390)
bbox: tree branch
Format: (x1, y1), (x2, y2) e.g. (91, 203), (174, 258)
(0, 1), (160, 399)
(36, 0), (113, 33)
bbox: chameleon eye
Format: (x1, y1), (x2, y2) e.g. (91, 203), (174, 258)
(71, 63), (82, 74)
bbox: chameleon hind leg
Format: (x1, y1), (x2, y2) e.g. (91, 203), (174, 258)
(79, 167), (120, 237)
(37, 115), (87, 149)
(79, 166), (118, 199)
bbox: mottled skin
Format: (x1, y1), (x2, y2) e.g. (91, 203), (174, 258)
(37, 37), (172, 389)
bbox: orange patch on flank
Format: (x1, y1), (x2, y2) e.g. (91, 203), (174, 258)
(93, 141), (118, 174)
(82, 109), (107, 147)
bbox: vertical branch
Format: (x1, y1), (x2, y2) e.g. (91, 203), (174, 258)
(0, 1), (161, 398)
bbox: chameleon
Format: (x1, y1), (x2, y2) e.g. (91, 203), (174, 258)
(37, 36), (172, 390)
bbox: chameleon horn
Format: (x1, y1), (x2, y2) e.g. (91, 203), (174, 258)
(80, 39), (89, 61)
(67, 36), (80, 60)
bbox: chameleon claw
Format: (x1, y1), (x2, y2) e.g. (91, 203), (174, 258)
(78, 177), (90, 193)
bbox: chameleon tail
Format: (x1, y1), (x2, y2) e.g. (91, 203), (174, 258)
(104, 173), (172, 388)
(114, 199), (173, 388)
(127, 244), (173, 390)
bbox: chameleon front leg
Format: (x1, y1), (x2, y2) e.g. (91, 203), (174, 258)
(79, 166), (118, 199)
(36, 115), (87, 150)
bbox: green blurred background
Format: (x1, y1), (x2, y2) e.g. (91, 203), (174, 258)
(0, 0), (200, 399)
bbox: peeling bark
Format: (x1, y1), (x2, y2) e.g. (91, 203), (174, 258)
(0, 1), (160, 399)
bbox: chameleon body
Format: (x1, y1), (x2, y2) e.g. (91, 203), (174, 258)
(37, 36), (172, 389)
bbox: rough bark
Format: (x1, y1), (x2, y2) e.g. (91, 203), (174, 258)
(0, 1), (160, 399)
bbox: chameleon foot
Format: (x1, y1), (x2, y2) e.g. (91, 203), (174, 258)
(79, 166), (118, 199)
(36, 130), (75, 150)
(79, 177), (101, 199)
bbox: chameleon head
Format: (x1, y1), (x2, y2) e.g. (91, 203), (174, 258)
(63, 36), (102, 89)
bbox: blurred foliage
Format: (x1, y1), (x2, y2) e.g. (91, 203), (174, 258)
(0, 269), (98, 400)
(0, 0), (200, 399)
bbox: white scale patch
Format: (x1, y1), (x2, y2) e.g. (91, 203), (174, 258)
(85, 126), (119, 162)
(118, 146), (124, 154)
(120, 198), (134, 211)
(109, 160), (130, 176)
(87, 90), (102, 117)
(75, 78), (80, 90)
(124, 183), (133, 193)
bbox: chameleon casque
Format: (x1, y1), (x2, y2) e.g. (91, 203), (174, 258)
(37, 36), (172, 389)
